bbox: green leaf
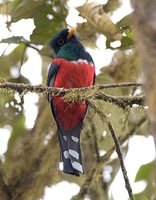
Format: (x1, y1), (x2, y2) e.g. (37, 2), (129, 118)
(116, 13), (135, 50)
(30, 4), (67, 44)
(117, 13), (133, 28)
(134, 161), (156, 200)
(0, 44), (27, 79)
(142, 196), (149, 200)
(10, 0), (45, 22)
(103, 0), (121, 13)
(0, 36), (24, 44)
(120, 36), (134, 49)
(135, 193), (153, 200)
(135, 161), (153, 182)
(135, 196), (149, 200)
(106, 36), (134, 50)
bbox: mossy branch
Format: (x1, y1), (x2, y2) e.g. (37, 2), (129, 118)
(0, 79), (144, 108)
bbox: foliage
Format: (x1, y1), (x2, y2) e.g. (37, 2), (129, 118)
(134, 161), (156, 200)
(0, 0), (153, 200)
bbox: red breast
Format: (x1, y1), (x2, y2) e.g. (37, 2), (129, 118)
(52, 58), (95, 131)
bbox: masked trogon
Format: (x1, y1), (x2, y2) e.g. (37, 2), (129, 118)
(47, 28), (95, 176)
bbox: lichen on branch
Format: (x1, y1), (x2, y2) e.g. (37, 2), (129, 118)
(0, 79), (144, 109)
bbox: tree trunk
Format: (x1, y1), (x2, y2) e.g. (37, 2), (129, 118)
(132, 0), (156, 145)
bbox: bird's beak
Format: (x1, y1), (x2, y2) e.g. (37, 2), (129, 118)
(67, 28), (76, 40)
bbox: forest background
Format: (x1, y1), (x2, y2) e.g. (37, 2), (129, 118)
(0, 0), (155, 200)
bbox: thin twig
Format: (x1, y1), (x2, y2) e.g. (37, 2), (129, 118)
(20, 45), (27, 69)
(24, 42), (40, 53)
(88, 101), (135, 200)
(107, 123), (135, 200)
(97, 82), (142, 89)
(0, 44), (10, 59)
(101, 116), (147, 162)
(91, 122), (101, 163)
(72, 168), (97, 200)
(95, 93), (144, 109)
(119, 116), (147, 144)
(85, 116), (101, 163)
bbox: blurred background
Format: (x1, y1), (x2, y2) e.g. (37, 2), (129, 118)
(0, 0), (155, 200)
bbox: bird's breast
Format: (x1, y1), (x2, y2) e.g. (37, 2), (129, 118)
(52, 58), (95, 131)
(53, 58), (94, 88)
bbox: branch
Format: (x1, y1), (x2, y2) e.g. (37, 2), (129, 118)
(95, 93), (144, 109)
(0, 44), (10, 59)
(107, 123), (135, 200)
(119, 116), (147, 145)
(72, 115), (146, 200)
(93, 82), (143, 89)
(87, 101), (135, 200)
(90, 122), (101, 163)
(23, 42), (41, 53)
(0, 80), (144, 108)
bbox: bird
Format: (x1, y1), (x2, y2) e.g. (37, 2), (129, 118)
(47, 28), (95, 176)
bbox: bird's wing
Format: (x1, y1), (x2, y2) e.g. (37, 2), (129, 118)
(47, 63), (59, 102)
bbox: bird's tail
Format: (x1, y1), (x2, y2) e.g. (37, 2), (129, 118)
(57, 125), (84, 176)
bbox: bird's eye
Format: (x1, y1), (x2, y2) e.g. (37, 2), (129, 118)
(57, 38), (64, 45)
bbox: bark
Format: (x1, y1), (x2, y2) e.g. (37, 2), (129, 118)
(0, 185), (9, 200)
(132, 0), (156, 144)
(0, 169), (9, 200)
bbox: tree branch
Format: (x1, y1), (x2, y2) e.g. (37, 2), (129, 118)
(91, 123), (101, 163)
(0, 79), (144, 108)
(0, 79), (145, 199)
(107, 123), (135, 200)
(72, 115), (146, 200)
(72, 168), (97, 200)
(95, 93), (144, 109)
(87, 101), (135, 200)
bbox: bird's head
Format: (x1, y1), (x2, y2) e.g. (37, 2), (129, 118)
(49, 28), (76, 54)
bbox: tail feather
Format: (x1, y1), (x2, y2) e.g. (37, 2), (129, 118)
(67, 125), (84, 174)
(57, 129), (76, 175)
(57, 124), (84, 176)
